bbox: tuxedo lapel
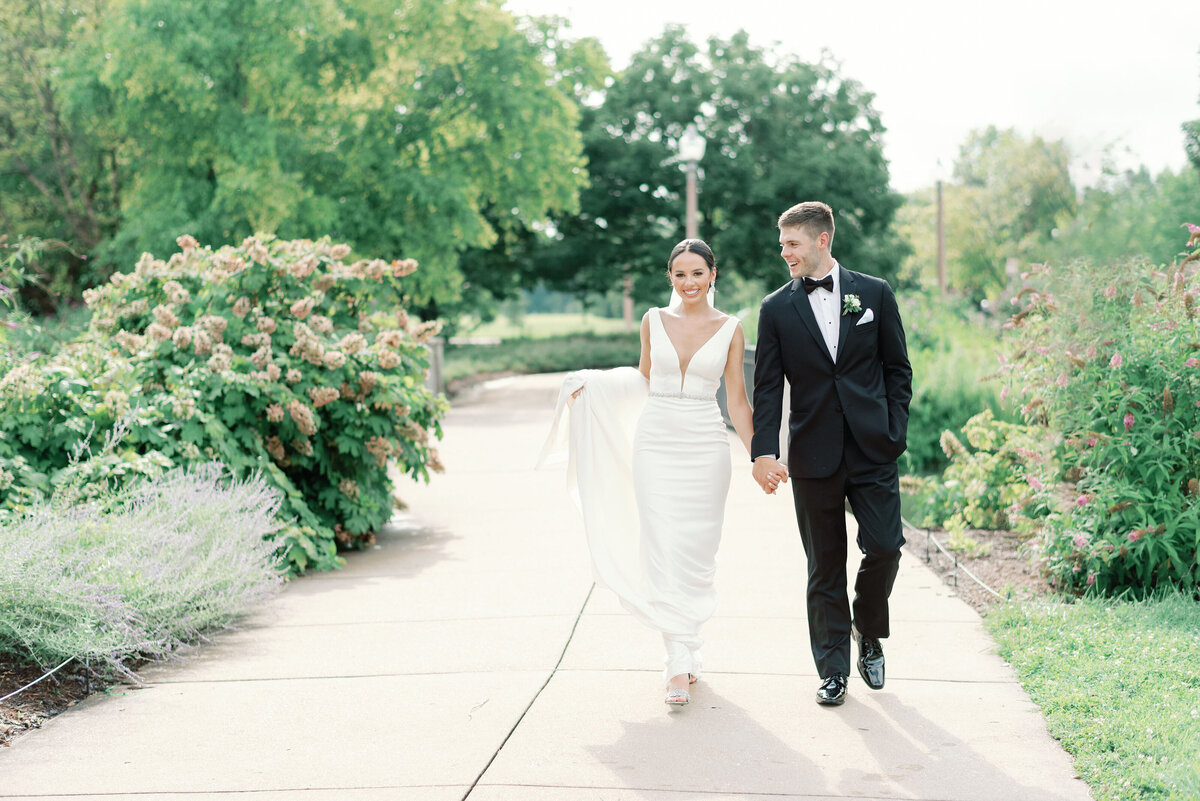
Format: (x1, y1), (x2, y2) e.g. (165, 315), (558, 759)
(787, 280), (834, 363)
(837, 266), (856, 355)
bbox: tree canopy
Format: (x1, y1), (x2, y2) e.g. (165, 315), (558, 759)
(4, 7), (908, 319)
(535, 27), (904, 306)
(1046, 164), (1200, 268)
(896, 127), (1077, 302)
(1, 0), (603, 314)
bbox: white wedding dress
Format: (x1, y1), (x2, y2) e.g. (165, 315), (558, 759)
(541, 307), (739, 681)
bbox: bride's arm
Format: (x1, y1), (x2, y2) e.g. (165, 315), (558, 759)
(724, 324), (755, 455)
(637, 311), (652, 381)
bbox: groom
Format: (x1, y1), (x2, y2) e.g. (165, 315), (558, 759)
(751, 201), (912, 706)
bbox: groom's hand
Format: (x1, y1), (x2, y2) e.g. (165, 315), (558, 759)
(753, 457), (788, 495)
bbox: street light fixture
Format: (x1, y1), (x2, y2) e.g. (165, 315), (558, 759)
(678, 123), (706, 239)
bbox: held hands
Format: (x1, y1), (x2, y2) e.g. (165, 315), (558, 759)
(753, 457), (789, 495)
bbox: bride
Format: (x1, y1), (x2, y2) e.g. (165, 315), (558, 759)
(542, 239), (781, 706)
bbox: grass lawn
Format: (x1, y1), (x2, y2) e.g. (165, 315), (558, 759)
(457, 312), (634, 340)
(443, 331), (640, 386)
(986, 594), (1200, 801)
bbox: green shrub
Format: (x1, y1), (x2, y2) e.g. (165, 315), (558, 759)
(1000, 241), (1200, 596)
(0, 234), (447, 573)
(0, 462), (283, 677)
(909, 408), (1055, 532)
(899, 294), (1010, 475)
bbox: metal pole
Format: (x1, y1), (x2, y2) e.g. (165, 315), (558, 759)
(685, 163), (698, 239)
(936, 179), (946, 294)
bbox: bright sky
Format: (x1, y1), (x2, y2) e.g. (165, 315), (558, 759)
(503, 0), (1199, 193)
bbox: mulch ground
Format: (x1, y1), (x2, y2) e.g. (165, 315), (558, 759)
(0, 660), (100, 746)
(904, 525), (1052, 614)
(2, 525), (1051, 746)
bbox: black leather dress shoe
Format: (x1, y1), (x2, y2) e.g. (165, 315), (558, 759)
(853, 624), (885, 690)
(816, 674), (848, 706)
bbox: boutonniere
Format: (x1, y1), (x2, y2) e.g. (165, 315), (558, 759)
(842, 294), (862, 316)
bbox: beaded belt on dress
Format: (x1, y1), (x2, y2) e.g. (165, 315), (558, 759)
(650, 391), (713, 401)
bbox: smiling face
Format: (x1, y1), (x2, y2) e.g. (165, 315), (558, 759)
(779, 225), (829, 280)
(668, 251), (714, 303)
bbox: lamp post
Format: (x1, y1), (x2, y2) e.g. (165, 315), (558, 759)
(678, 123), (706, 239)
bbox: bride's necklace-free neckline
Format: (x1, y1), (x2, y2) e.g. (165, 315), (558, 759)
(656, 308), (732, 390)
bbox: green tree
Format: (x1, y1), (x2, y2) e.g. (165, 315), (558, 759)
(0, 0), (115, 307)
(1185, 75), (1199, 170)
(3, 0), (594, 315)
(535, 26), (904, 307)
(452, 16), (610, 321)
(1047, 165), (1200, 267)
(701, 32), (903, 289)
(536, 26), (703, 306)
(897, 127), (1076, 301)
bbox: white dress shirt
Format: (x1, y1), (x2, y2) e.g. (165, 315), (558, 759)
(805, 261), (841, 362)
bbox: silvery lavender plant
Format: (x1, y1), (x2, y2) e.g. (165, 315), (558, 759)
(0, 462), (284, 678)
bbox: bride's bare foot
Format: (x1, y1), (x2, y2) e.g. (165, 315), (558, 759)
(668, 673), (690, 691)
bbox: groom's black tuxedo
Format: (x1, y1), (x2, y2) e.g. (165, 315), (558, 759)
(751, 265), (911, 474)
(751, 264), (912, 680)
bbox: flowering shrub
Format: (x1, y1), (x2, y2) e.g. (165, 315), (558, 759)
(909, 409), (1055, 533)
(999, 230), (1200, 596)
(0, 235), (446, 573)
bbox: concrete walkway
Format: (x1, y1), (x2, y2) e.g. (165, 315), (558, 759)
(0, 373), (1092, 800)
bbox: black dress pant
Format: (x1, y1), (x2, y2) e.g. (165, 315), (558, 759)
(790, 425), (904, 679)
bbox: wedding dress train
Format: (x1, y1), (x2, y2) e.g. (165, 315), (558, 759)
(541, 308), (739, 681)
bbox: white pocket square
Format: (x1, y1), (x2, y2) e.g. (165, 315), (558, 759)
(856, 308), (874, 325)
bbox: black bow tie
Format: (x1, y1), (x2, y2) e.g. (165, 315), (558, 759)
(801, 275), (834, 294)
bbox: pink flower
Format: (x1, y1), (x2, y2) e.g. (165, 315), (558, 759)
(1075, 494), (1091, 507)
(1187, 223), (1200, 247)
(1027, 476), (1045, 491)
(1086, 574), (1096, 587)
(1128, 530), (1142, 542)
(1123, 412), (1135, 431)
(1186, 358), (1199, 368)
(1086, 437), (1098, 447)
(1109, 351), (1123, 368)
(1073, 533), (1089, 548)
(1103, 286), (1117, 300)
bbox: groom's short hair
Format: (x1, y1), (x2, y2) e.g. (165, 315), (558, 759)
(778, 202), (835, 243)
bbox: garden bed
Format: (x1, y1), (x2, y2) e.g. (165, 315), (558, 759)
(905, 526), (1051, 615)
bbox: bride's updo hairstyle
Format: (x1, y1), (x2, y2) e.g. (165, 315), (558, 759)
(666, 238), (717, 290)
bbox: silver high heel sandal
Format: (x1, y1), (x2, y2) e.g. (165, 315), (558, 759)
(665, 688), (691, 705)
(665, 672), (695, 705)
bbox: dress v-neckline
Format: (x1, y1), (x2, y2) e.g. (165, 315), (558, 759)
(656, 308), (732, 391)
